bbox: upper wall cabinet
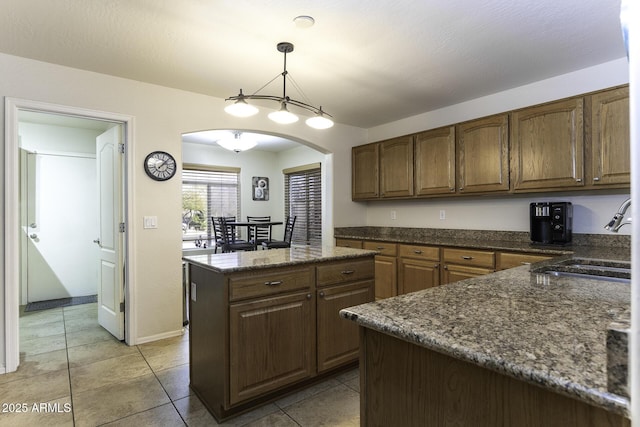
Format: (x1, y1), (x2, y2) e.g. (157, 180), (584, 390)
(587, 86), (630, 187)
(414, 126), (456, 196)
(380, 136), (414, 198)
(510, 97), (584, 191)
(352, 143), (379, 199)
(456, 114), (509, 194)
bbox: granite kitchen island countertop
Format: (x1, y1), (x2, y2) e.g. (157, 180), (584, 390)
(340, 264), (631, 417)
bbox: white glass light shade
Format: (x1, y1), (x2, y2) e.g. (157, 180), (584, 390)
(224, 99), (259, 117)
(216, 133), (257, 152)
(268, 103), (299, 124)
(306, 114), (334, 129)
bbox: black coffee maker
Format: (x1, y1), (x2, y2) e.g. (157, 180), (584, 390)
(530, 202), (572, 245)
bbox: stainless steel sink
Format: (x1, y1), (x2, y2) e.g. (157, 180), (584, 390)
(531, 257), (631, 283)
(542, 270), (631, 284)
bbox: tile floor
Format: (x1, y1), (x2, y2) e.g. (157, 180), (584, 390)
(0, 303), (361, 426)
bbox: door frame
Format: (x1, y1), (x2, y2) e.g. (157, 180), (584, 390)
(4, 97), (136, 373)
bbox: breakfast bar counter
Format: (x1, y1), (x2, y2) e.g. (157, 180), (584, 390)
(341, 263), (631, 426)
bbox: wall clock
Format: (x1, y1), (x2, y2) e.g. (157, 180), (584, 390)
(144, 151), (177, 181)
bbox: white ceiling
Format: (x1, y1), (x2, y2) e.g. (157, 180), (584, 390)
(0, 0), (626, 130)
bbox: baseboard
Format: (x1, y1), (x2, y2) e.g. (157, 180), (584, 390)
(135, 328), (185, 345)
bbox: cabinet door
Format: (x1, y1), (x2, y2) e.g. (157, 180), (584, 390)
(229, 291), (315, 405)
(414, 126), (456, 196)
(335, 238), (363, 249)
(457, 114), (509, 193)
(380, 136), (414, 198)
(373, 255), (397, 300)
(317, 280), (374, 372)
(352, 144), (379, 200)
(511, 98), (584, 191)
(589, 86), (630, 186)
(398, 258), (440, 295)
(442, 264), (494, 285)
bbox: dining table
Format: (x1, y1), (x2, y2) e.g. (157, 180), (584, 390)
(226, 220), (283, 250)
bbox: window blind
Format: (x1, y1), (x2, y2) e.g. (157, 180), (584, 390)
(182, 166), (240, 241)
(284, 164), (321, 245)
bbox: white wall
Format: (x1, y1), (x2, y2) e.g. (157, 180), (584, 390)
(364, 58), (631, 235)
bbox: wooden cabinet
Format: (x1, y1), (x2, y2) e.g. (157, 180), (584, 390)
(335, 238), (363, 249)
(380, 136), (414, 198)
(414, 126), (456, 196)
(587, 86), (630, 187)
(398, 244), (440, 294)
(352, 143), (379, 200)
(442, 247), (495, 284)
(457, 114), (509, 194)
(496, 251), (554, 270)
(511, 97), (584, 191)
(363, 241), (397, 299)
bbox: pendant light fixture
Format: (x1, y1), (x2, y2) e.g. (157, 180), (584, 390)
(216, 131), (257, 152)
(225, 42), (334, 129)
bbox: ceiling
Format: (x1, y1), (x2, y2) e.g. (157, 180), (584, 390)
(0, 0), (626, 130)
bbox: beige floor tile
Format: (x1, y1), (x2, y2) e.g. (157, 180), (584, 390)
(70, 353), (152, 394)
(173, 394), (219, 427)
(0, 396), (73, 427)
(72, 373), (170, 427)
(67, 337), (138, 367)
(0, 369), (70, 404)
(274, 378), (342, 409)
(243, 411), (300, 427)
(139, 336), (189, 371)
(155, 363), (192, 401)
(19, 320), (65, 341)
(0, 349), (69, 386)
(19, 332), (67, 356)
(65, 324), (115, 348)
(100, 402), (185, 426)
(282, 383), (360, 427)
(63, 315), (99, 332)
(62, 302), (97, 315)
(19, 308), (64, 327)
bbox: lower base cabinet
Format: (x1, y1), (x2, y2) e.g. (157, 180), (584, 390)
(189, 255), (374, 421)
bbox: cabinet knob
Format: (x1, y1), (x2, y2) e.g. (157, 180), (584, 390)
(444, 265), (448, 270)
(593, 177), (600, 182)
(306, 293), (312, 300)
(319, 291), (325, 298)
(450, 188), (455, 192)
(576, 178), (582, 183)
(459, 187), (464, 191)
(434, 264), (439, 268)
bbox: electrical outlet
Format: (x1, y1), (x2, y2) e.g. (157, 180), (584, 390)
(439, 210), (446, 220)
(391, 210), (397, 220)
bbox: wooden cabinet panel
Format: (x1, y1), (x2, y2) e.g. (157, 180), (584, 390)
(457, 114), (509, 193)
(511, 97), (584, 191)
(414, 126), (456, 196)
(496, 252), (553, 270)
(398, 258), (440, 294)
(316, 258), (375, 287)
(352, 144), (379, 200)
(363, 241), (398, 257)
(317, 280), (374, 372)
(398, 244), (439, 261)
(335, 238), (363, 249)
(442, 248), (495, 269)
(373, 255), (397, 300)
(229, 291), (315, 405)
(380, 136), (414, 198)
(228, 266), (314, 301)
(589, 86), (630, 186)
(442, 264), (494, 284)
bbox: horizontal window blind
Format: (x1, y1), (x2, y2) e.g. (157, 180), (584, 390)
(284, 165), (321, 245)
(182, 167), (240, 241)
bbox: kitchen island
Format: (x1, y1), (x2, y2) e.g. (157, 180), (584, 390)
(341, 262), (630, 427)
(183, 245), (376, 421)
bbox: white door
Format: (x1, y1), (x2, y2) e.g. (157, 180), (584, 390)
(96, 126), (125, 340)
(25, 153), (99, 302)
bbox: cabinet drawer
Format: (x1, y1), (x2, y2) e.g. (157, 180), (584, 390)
(442, 248), (495, 269)
(398, 244), (439, 261)
(363, 241), (398, 256)
(229, 266), (314, 301)
(335, 238), (364, 249)
(317, 258), (375, 287)
(496, 252), (553, 270)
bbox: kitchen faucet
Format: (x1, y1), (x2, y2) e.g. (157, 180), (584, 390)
(604, 197), (631, 232)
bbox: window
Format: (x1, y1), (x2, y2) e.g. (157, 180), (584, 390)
(284, 163), (321, 246)
(182, 165), (240, 246)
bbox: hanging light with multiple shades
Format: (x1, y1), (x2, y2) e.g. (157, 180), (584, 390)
(224, 42), (334, 130)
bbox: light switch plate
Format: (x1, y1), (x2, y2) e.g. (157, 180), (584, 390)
(143, 216), (157, 229)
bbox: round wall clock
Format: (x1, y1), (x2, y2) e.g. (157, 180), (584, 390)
(144, 151), (177, 181)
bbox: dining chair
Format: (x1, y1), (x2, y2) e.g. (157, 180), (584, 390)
(262, 216), (296, 249)
(247, 215), (272, 248)
(212, 216), (235, 253)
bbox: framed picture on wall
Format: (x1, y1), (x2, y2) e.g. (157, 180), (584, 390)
(252, 177), (269, 201)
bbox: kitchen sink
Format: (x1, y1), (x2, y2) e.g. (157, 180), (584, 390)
(531, 257), (631, 283)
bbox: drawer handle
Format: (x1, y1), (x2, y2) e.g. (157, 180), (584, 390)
(264, 281), (283, 286)
(413, 250), (423, 254)
(376, 246), (385, 250)
(520, 262), (531, 265)
(341, 270), (355, 275)
(461, 256), (474, 260)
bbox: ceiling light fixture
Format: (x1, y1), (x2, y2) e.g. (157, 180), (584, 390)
(225, 42), (334, 130)
(216, 132), (257, 153)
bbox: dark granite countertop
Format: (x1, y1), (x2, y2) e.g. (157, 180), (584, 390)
(182, 245), (376, 273)
(340, 264), (631, 417)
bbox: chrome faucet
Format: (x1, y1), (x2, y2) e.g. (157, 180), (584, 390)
(604, 198), (631, 232)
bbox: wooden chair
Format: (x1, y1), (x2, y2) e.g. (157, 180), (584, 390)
(262, 216), (296, 249)
(212, 216), (236, 253)
(247, 215), (272, 248)
(215, 217), (254, 253)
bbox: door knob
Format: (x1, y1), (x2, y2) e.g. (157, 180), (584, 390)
(93, 238), (101, 245)
(29, 234), (37, 239)
(29, 223), (37, 229)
